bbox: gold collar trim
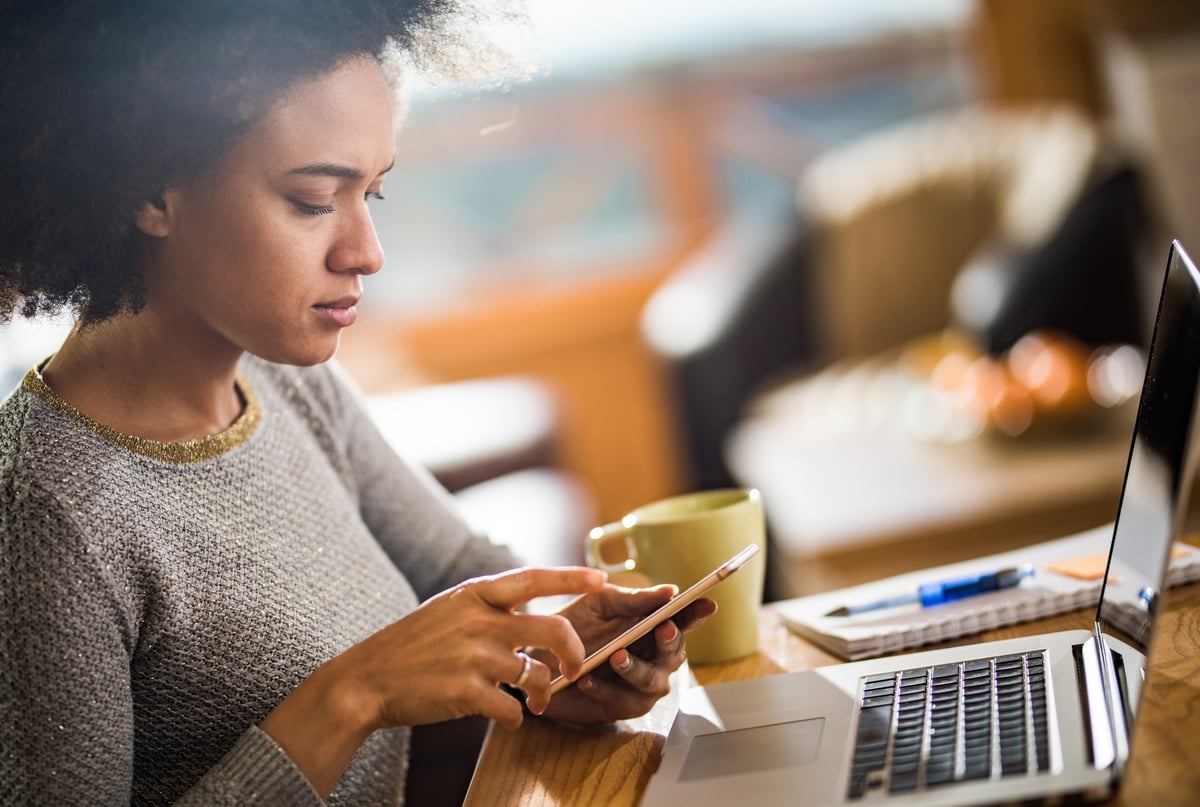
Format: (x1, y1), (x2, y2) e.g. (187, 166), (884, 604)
(22, 364), (262, 464)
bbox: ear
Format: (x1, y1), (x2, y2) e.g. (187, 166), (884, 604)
(134, 195), (171, 238)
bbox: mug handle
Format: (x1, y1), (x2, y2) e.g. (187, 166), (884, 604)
(586, 521), (637, 573)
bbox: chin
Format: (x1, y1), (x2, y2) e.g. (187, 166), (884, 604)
(253, 336), (342, 367)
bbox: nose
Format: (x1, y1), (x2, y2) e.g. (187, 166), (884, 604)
(328, 204), (385, 276)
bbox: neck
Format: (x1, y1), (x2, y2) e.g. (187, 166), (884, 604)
(41, 309), (246, 443)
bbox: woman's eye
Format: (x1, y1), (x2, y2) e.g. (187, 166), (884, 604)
(366, 191), (386, 203)
(294, 200), (336, 216)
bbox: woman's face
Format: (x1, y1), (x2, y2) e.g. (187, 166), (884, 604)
(141, 55), (395, 367)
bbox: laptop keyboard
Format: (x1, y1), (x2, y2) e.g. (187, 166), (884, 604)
(847, 652), (1050, 799)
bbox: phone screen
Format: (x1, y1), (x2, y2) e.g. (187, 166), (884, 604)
(548, 543), (760, 695)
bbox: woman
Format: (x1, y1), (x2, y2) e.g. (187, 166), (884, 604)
(0, 2), (713, 804)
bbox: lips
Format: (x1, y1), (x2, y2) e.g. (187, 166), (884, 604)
(315, 295), (360, 310)
(313, 295), (360, 328)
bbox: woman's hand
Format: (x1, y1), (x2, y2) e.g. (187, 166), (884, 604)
(536, 584), (718, 725)
(260, 566), (607, 796)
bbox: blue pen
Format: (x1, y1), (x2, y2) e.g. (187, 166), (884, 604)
(824, 564), (1035, 617)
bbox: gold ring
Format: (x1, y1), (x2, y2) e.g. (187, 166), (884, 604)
(513, 651), (533, 689)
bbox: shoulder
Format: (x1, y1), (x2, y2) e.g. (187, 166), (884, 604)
(2, 379), (154, 579)
(2, 383), (115, 543)
(1, 388), (133, 626)
(0, 381), (93, 505)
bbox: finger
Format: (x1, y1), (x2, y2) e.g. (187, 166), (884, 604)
(479, 683), (528, 732)
(498, 612), (588, 679)
(511, 650), (536, 689)
(508, 612), (583, 656)
(517, 657), (556, 716)
(670, 597), (718, 633)
(654, 619), (685, 658)
(609, 647), (672, 695)
(485, 646), (550, 689)
(588, 584), (676, 618)
(474, 567), (607, 612)
(575, 669), (658, 720)
(505, 652), (557, 715)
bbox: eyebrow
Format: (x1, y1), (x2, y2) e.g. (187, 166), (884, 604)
(287, 159), (395, 180)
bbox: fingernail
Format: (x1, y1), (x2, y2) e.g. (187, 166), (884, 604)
(661, 622), (678, 641)
(614, 651), (632, 671)
(578, 676), (593, 691)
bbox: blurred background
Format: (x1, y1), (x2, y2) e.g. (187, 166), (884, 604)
(5, 0), (1200, 597)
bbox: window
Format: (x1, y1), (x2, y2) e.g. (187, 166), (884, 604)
(364, 0), (976, 315)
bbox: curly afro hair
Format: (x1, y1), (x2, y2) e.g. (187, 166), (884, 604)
(0, 0), (522, 324)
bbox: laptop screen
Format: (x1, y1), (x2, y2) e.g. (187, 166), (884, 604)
(1097, 240), (1200, 653)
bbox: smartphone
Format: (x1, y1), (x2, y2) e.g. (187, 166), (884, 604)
(548, 543), (760, 696)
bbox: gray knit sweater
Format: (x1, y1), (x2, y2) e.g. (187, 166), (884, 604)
(0, 355), (519, 805)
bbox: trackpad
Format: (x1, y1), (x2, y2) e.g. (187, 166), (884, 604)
(678, 718), (825, 782)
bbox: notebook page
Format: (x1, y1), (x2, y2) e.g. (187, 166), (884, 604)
(775, 524), (1200, 660)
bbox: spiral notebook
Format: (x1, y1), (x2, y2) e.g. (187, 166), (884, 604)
(775, 524), (1200, 660)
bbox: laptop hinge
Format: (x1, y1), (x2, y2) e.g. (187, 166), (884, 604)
(1079, 633), (1130, 777)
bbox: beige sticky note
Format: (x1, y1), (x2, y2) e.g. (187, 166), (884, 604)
(1046, 553), (1110, 580)
(1046, 543), (1191, 581)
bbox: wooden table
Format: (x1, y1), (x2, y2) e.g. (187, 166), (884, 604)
(464, 582), (1200, 806)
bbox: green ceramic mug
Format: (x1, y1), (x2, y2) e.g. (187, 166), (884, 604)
(586, 488), (766, 663)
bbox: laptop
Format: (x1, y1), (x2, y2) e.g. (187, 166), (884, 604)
(643, 239), (1200, 807)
